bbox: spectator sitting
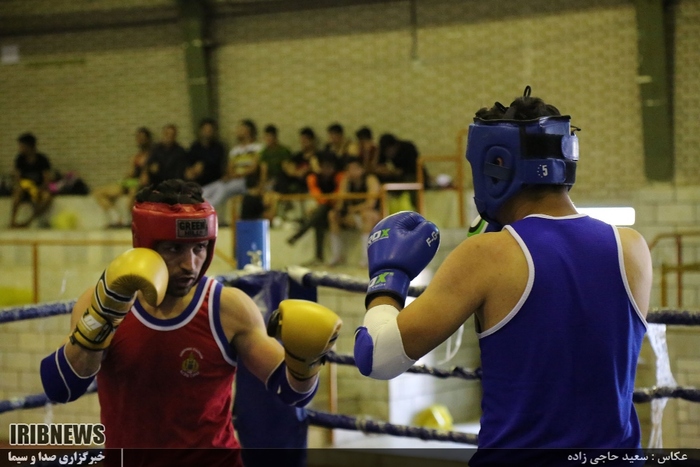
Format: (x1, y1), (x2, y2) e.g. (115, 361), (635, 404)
(327, 156), (381, 267)
(274, 127), (323, 222)
(352, 126), (378, 174)
(202, 119), (275, 221)
(143, 124), (188, 187)
(377, 133), (427, 210)
(260, 124), (292, 192)
(287, 152), (344, 266)
(276, 127), (321, 194)
(185, 118), (227, 188)
(10, 132), (53, 228)
(93, 127), (152, 228)
(376, 133), (419, 184)
(230, 119), (264, 191)
(324, 122), (356, 169)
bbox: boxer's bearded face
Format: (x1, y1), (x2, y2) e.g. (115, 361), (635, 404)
(154, 241), (209, 297)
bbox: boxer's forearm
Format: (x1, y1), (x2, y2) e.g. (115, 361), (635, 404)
(65, 342), (103, 377)
(40, 343), (100, 403)
(367, 295), (403, 312)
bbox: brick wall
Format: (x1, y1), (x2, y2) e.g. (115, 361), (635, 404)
(211, 0), (647, 198)
(0, 23), (192, 191)
(4, 0), (698, 196)
(674, 0), (700, 186)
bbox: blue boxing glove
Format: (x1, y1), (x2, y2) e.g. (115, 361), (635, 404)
(366, 211), (440, 307)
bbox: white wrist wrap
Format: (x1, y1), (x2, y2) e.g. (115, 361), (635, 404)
(361, 304), (416, 380)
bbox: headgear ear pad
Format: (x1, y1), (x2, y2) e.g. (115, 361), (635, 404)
(484, 145), (516, 199)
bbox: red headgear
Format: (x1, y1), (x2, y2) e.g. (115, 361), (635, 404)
(132, 201), (218, 281)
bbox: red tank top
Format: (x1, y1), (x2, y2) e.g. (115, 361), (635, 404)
(97, 277), (240, 463)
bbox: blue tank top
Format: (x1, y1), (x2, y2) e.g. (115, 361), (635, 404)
(475, 214), (647, 452)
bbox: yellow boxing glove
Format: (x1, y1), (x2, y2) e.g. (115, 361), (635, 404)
(70, 248), (169, 351)
(268, 299), (342, 381)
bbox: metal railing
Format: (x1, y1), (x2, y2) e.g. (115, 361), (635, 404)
(0, 238), (237, 303)
(228, 191), (386, 258)
(647, 231), (700, 307)
(419, 154), (466, 227)
(228, 152), (468, 253)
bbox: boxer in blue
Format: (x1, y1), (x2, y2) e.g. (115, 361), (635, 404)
(354, 88), (652, 465)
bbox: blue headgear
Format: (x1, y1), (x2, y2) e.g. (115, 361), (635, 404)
(465, 115), (579, 228)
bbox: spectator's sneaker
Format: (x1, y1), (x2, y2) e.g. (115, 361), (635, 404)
(271, 216), (284, 229)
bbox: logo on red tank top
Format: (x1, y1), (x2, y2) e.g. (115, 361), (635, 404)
(180, 347), (203, 378)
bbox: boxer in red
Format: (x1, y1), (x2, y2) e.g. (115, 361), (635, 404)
(40, 179), (341, 467)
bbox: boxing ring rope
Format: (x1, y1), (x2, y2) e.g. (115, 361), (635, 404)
(0, 392), (57, 415)
(0, 301), (75, 324)
(0, 386), (100, 416)
(283, 267), (427, 297)
(2, 299), (698, 326)
(647, 309), (700, 325)
(325, 351), (483, 380)
(322, 352), (700, 403)
(0, 387), (479, 445)
(0, 347), (697, 410)
(304, 410), (479, 445)
(2, 268), (700, 448)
